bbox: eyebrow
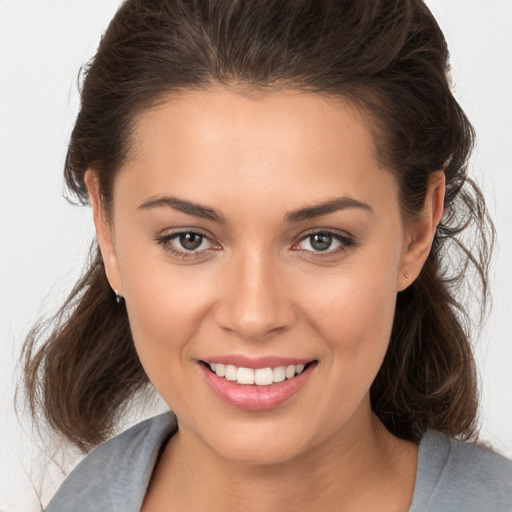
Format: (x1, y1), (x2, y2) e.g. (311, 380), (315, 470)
(137, 195), (374, 224)
(138, 196), (226, 223)
(285, 197), (374, 222)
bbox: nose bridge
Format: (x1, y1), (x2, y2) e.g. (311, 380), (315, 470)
(215, 245), (295, 339)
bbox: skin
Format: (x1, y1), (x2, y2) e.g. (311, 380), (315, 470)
(86, 87), (445, 512)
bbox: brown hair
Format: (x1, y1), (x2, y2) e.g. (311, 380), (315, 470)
(22, 0), (494, 452)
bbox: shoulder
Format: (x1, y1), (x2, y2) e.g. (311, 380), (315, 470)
(44, 412), (177, 512)
(411, 430), (512, 512)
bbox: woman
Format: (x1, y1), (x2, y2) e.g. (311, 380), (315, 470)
(21, 0), (512, 510)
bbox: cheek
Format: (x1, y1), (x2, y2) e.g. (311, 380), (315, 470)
(117, 245), (217, 386)
(304, 252), (400, 383)
(125, 268), (214, 342)
(122, 272), (213, 413)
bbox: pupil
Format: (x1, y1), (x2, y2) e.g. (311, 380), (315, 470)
(180, 233), (203, 250)
(311, 233), (332, 251)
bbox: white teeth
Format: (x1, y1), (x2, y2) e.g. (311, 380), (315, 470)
(285, 365), (296, 379)
(273, 366), (286, 383)
(254, 367), (274, 386)
(208, 362), (310, 386)
(225, 365), (237, 381)
(237, 367), (255, 385)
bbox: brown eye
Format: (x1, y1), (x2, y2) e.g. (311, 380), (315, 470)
(155, 230), (218, 257)
(179, 232), (204, 250)
(293, 230), (355, 256)
(309, 233), (333, 251)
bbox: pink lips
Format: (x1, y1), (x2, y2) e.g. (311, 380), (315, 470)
(199, 358), (316, 411)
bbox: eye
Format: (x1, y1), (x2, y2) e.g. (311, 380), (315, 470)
(178, 232), (206, 251)
(293, 230), (355, 255)
(304, 233), (336, 251)
(154, 229), (220, 258)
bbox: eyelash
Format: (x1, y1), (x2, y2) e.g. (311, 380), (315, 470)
(154, 229), (219, 260)
(154, 228), (356, 260)
(292, 229), (356, 258)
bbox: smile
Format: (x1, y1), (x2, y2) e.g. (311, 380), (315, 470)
(199, 359), (317, 411)
(206, 362), (307, 386)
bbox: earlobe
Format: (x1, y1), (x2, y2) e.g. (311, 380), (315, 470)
(397, 171), (445, 291)
(84, 171), (123, 295)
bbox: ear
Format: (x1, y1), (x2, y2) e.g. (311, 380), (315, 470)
(397, 171), (445, 292)
(84, 171), (123, 296)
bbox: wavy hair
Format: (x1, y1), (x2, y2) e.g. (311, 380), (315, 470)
(22, 0), (494, 452)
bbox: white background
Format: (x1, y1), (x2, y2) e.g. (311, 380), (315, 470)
(1, 1), (511, 510)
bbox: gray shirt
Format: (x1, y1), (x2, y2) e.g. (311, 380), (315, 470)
(45, 413), (512, 511)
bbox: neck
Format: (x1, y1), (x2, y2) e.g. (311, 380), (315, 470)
(143, 405), (417, 512)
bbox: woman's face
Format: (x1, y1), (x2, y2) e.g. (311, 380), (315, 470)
(90, 87), (438, 464)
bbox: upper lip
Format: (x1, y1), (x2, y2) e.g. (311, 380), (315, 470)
(199, 355), (315, 369)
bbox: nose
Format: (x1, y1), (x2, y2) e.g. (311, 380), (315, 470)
(214, 250), (297, 341)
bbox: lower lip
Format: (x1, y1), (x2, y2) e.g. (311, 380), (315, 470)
(199, 363), (316, 411)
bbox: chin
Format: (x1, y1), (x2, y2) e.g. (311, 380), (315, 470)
(184, 416), (312, 465)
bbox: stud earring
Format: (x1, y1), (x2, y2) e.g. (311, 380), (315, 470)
(114, 289), (124, 304)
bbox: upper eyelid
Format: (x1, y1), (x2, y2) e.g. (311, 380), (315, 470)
(156, 227), (216, 241)
(296, 227), (354, 241)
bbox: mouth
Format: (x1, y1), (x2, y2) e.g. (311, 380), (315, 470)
(199, 358), (318, 411)
(200, 360), (317, 386)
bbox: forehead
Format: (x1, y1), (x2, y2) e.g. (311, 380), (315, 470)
(130, 87), (380, 162)
(117, 87), (397, 217)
